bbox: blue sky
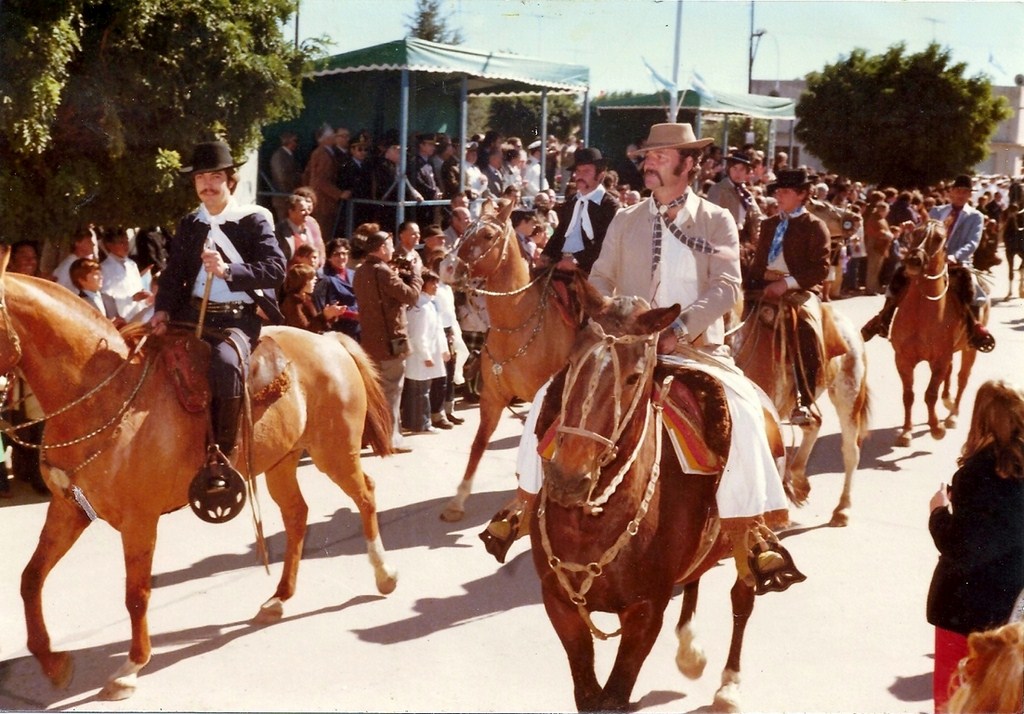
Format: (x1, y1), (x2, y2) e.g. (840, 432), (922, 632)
(289, 0), (1023, 95)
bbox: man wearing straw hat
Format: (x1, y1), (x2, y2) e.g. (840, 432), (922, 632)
(488, 125), (800, 591)
(151, 140), (286, 491)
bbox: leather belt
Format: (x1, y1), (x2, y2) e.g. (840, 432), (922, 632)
(190, 297), (253, 314)
(764, 269), (789, 282)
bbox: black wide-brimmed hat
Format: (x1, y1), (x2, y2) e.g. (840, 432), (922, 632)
(767, 168), (811, 195)
(567, 147), (607, 171)
(725, 151), (752, 166)
(180, 141), (244, 175)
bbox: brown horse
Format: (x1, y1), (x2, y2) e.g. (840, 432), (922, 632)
(1, 264), (397, 700)
(732, 299), (870, 526)
(533, 287), (766, 713)
(890, 220), (985, 446)
(438, 199), (579, 521)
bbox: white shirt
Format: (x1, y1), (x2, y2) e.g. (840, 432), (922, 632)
(100, 254), (147, 319)
(563, 184), (607, 254)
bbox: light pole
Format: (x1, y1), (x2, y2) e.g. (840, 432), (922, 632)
(748, 0), (765, 94)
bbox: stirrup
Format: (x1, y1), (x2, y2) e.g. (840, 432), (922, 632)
(479, 504), (529, 564)
(747, 525), (806, 595)
(968, 327), (995, 353)
(789, 405), (816, 426)
(188, 446), (246, 524)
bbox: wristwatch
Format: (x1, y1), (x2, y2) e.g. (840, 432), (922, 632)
(222, 265), (232, 282)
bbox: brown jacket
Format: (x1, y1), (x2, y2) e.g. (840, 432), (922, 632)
(353, 255), (422, 362)
(747, 210), (830, 293)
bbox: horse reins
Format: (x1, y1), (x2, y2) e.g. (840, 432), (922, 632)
(552, 320), (659, 510)
(913, 221), (950, 301)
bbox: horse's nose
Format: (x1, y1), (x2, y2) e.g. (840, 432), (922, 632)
(544, 462), (591, 508)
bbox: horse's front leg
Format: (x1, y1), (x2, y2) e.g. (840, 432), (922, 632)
(713, 577), (756, 713)
(99, 519), (158, 700)
(675, 580), (707, 678)
(601, 597), (669, 711)
(946, 348), (977, 429)
(22, 496), (92, 689)
(440, 383), (506, 522)
(924, 359), (950, 441)
(895, 358), (916, 447)
(539, 577), (601, 712)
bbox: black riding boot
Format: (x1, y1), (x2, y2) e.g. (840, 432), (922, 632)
(964, 304), (996, 352)
(861, 295), (898, 341)
(208, 396), (243, 492)
(791, 324), (821, 426)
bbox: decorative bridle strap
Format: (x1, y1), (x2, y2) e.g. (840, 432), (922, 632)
(538, 374), (673, 641)
(915, 221), (950, 301)
(554, 320), (658, 508)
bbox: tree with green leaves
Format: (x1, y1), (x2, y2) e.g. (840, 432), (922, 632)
(0, 0), (315, 245)
(795, 43), (1010, 188)
(405, 0), (463, 45)
(485, 94), (581, 143)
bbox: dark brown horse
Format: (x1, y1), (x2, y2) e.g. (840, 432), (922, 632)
(1, 261), (396, 700)
(890, 220), (985, 446)
(438, 199), (579, 521)
(533, 285), (767, 712)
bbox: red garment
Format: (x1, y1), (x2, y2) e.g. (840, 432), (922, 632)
(933, 627), (967, 714)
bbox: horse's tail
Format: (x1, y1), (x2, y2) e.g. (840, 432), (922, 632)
(852, 354), (872, 448)
(333, 333), (393, 456)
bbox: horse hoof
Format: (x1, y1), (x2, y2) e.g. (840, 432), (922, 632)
(895, 433), (911, 447)
(713, 670), (742, 713)
(253, 597), (284, 624)
(43, 651), (74, 690)
(99, 679), (136, 701)
(931, 426), (946, 441)
(829, 510), (849, 527)
(944, 416), (957, 429)
(375, 567), (399, 595)
(439, 505), (464, 522)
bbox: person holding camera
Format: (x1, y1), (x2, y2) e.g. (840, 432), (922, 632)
(353, 229), (422, 452)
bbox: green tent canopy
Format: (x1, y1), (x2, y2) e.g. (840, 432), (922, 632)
(594, 89), (794, 120)
(310, 37), (589, 96)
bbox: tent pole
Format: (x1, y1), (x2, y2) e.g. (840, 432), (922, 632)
(397, 68), (410, 227)
(540, 89), (549, 191)
(582, 90), (590, 147)
(459, 76), (468, 196)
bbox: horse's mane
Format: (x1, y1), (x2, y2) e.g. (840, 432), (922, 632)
(5, 273), (132, 353)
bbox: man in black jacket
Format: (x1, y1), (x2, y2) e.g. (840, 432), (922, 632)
(539, 147), (619, 274)
(151, 141), (286, 486)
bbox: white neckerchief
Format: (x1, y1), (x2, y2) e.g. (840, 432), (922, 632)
(193, 198), (262, 303)
(563, 184), (606, 253)
(653, 205), (700, 312)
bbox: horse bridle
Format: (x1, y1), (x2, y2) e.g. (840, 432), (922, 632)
(552, 319), (659, 511)
(447, 213), (546, 298)
(539, 320), (671, 640)
(908, 220), (950, 301)
(0, 281), (154, 479)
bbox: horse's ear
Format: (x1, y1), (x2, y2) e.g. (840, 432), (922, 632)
(574, 271), (610, 318)
(496, 198), (514, 223)
(0, 245), (9, 278)
(636, 304), (681, 336)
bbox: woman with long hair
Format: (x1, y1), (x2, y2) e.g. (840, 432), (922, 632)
(927, 380), (1024, 712)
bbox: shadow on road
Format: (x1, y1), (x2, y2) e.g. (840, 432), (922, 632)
(351, 550), (542, 644)
(152, 490), (515, 590)
(0, 595), (382, 711)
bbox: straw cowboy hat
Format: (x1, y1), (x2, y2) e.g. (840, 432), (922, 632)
(629, 123), (713, 157)
(179, 141), (245, 175)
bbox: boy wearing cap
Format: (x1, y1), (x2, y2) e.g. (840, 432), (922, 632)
(151, 141), (286, 490)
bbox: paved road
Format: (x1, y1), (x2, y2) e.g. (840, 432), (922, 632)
(0, 257), (1019, 713)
